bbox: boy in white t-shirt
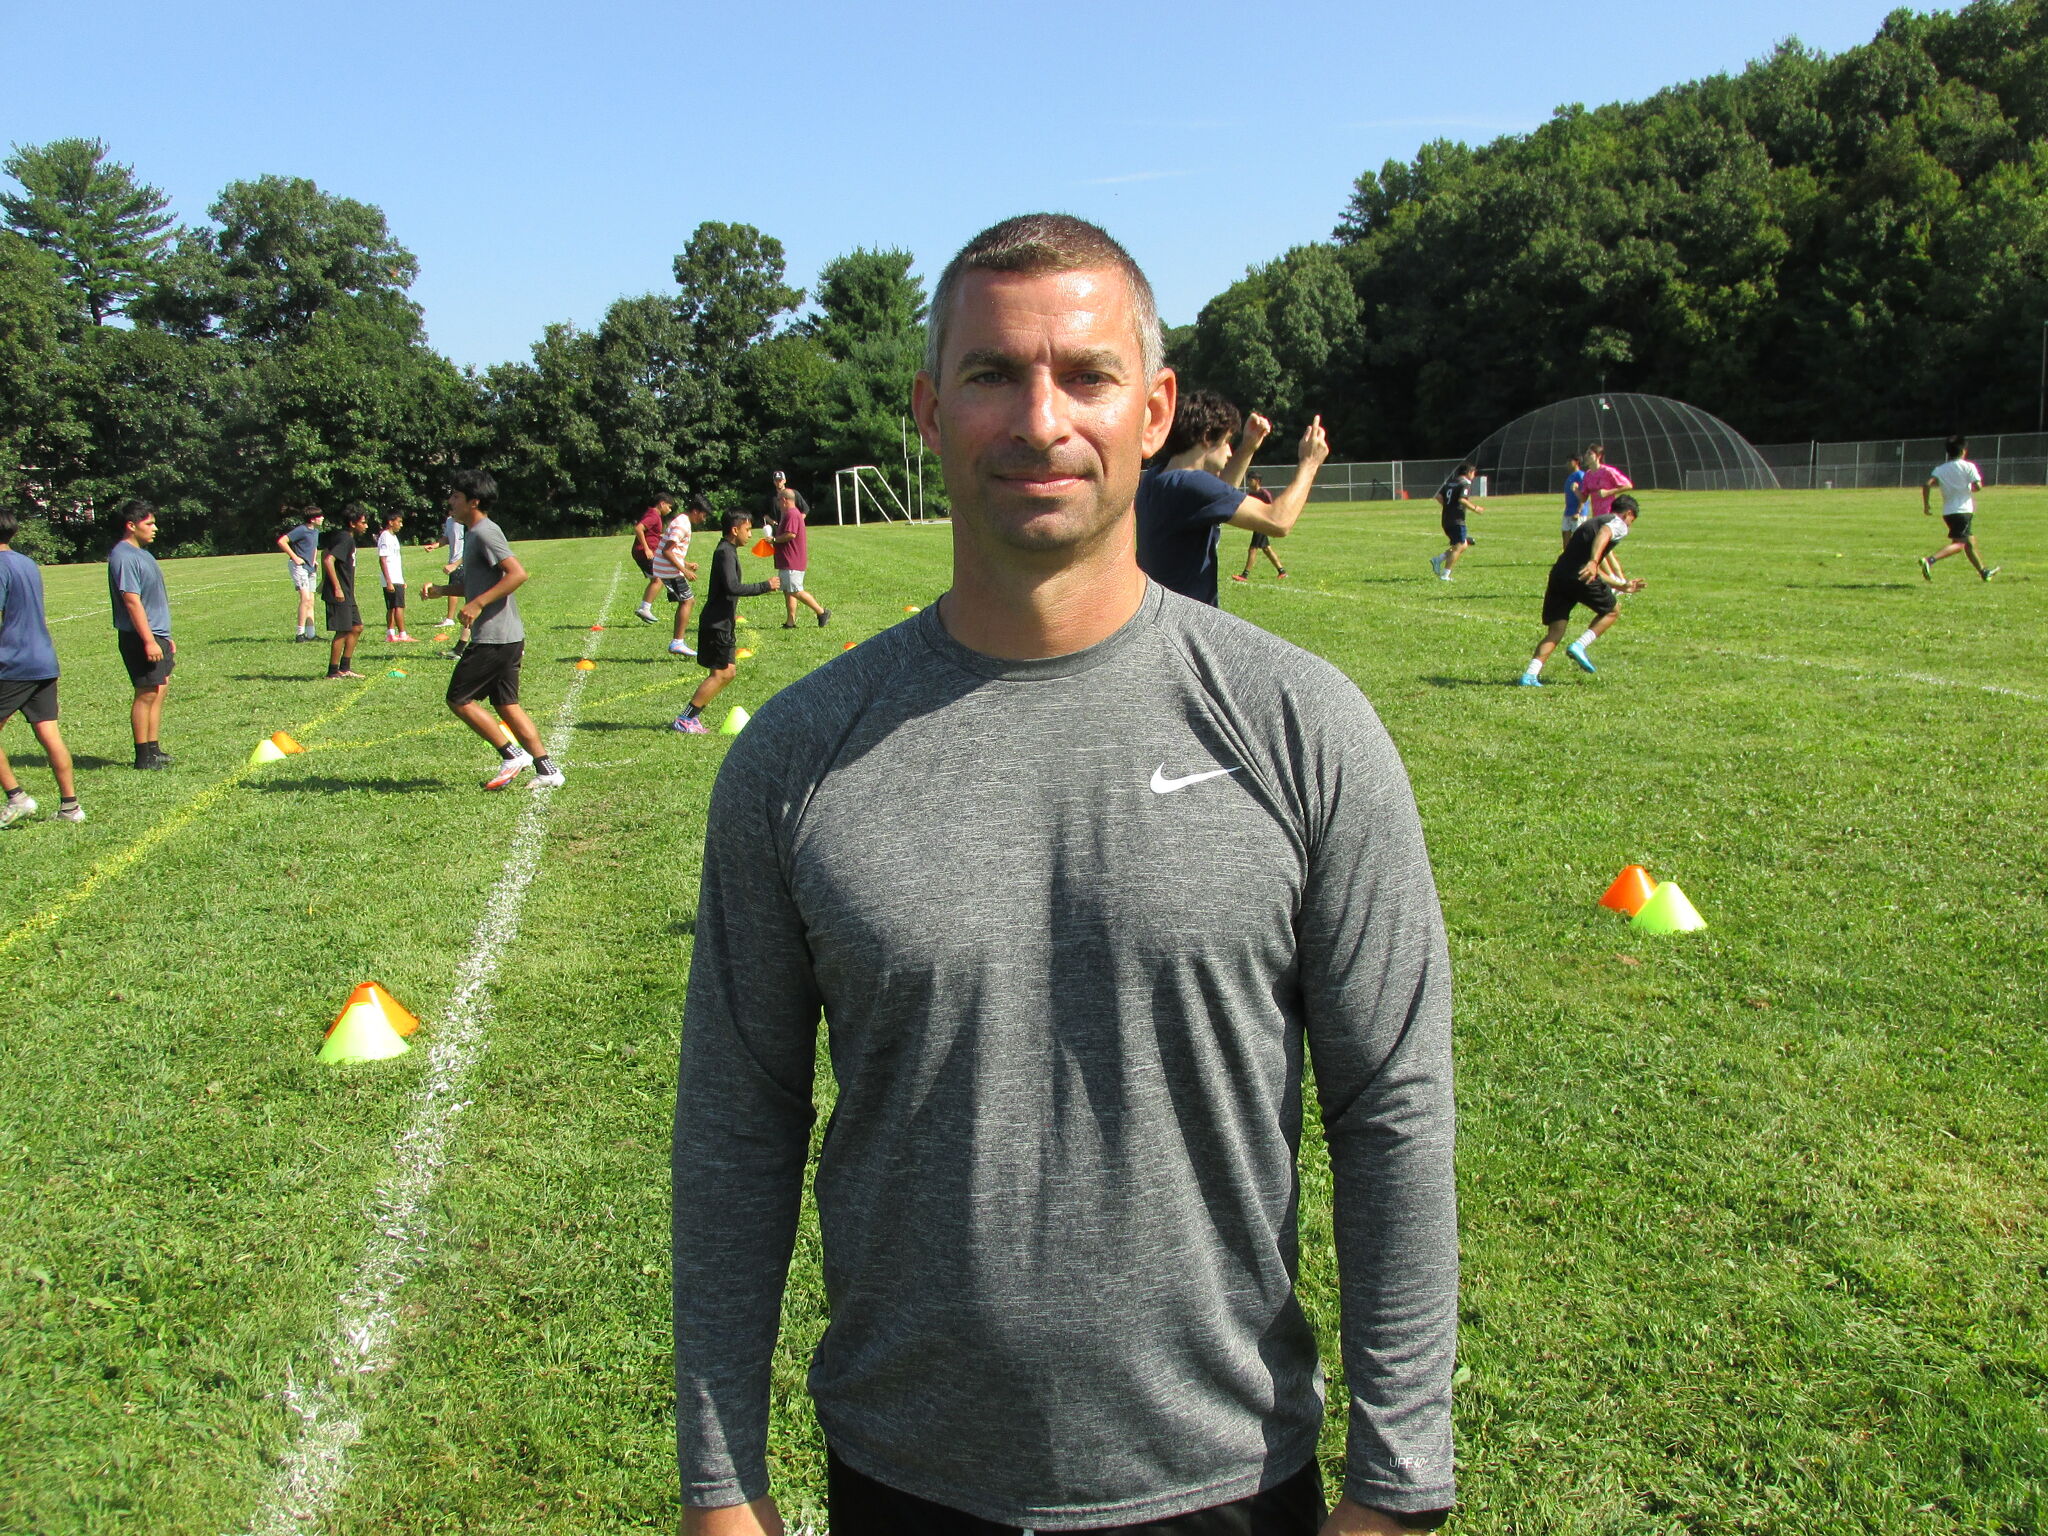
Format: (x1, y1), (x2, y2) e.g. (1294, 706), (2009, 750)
(377, 510), (417, 641)
(1920, 436), (1998, 582)
(653, 495), (707, 656)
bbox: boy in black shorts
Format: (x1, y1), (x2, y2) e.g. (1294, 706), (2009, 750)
(1229, 474), (1287, 583)
(1430, 463), (1483, 581)
(420, 468), (565, 790)
(322, 505), (369, 679)
(0, 509), (82, 824)
(107, 500), (175, 768)
(671, 511), (779, 734)
(1519, 494), (1644, 686)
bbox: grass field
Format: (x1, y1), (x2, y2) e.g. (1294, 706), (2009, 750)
(2, 488), (2043, 1535)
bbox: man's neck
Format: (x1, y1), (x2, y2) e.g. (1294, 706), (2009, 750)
(1165, 445), (1223, 473)
(941, 521), (1148, 662)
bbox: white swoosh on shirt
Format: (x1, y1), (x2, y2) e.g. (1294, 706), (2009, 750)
(1150, 765), (1240, 795)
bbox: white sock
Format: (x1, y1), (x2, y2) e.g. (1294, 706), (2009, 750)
(1524, 657), (1544, 677)
(1575, 629), (1599, 650)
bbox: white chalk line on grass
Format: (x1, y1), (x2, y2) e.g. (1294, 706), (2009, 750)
(46, 578), (245, 625)
(238, 561), (623, 1536)
(1245, 581), (2046, 703)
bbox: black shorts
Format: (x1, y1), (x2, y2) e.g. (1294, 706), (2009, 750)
(1943, 512), (1974, 540)
(326, 599), (362, 634)
(824, 1448), (1324, 1535)
(383, 584), (405, 615)
(1442, 514), (1470, 545)
(1542, 564), (1617, 625)
(0, 676), (58, 725)
(1249, 531), (1271, 550)
(117, 630), (175, 688)
(662, 575), (693, 604)
(446, 640), (524, 708)
(697, 621), (736, 671)
(632, 547), (655, 576)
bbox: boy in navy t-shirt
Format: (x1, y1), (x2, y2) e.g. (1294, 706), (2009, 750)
(1134, 390), (1329, 605)
(0, 509), (82, 824)
(1430, 463), (1484, 581)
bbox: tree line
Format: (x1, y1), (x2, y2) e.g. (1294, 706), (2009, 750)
(0, 144), (934, 561)
(1172, 0), (2048, 461)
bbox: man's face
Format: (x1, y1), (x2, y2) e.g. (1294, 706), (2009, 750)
(729, 517), (751, 542)
(913, 266), (1172, 558)
(387, 515), (403, 533)
(351, 516), (369, 534)
(128, 515), (157, 545)
(448, 491), (483, 524)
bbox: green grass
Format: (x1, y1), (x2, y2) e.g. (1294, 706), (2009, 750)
(1, 489), (2042, 1534)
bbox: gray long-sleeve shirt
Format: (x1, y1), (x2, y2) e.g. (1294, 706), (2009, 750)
(673, 582), (1456, 1527)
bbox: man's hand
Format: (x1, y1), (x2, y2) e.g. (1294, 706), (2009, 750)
(678, 1495), (784, 1535)
(766, 575), (782, 592)
(1300, 414), (1330, 466)
(1242, 412), (1273, 449)
(1624, 578), (1647, 594)
(1319, 1498), (1417, 1534)
(460, 601), (484, 626)
(684, 561), (699, 579)
(143, 636), (163, 664)
(1578, 562), (1601, 583)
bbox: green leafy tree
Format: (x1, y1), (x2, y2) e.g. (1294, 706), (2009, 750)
(1, 137), (174, 326)
(0, 231), (83, 547)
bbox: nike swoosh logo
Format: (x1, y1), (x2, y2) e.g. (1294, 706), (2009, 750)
(1150, 765), (1241, 795)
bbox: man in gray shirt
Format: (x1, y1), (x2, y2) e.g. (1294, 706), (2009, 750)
(419, 468), (564, 791)
(107, 500), (176, 770)
(674, 216), (1456, 1536)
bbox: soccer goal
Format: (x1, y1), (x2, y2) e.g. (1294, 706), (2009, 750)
(833, 465), (915, 526)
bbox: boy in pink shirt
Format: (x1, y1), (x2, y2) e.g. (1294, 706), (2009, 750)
(1577, 443), (1633, 520)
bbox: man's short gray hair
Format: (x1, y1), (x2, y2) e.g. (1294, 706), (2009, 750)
(924, 213), (1163, 381)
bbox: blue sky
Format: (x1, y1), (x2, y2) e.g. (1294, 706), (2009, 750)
(6, 0), (1907, 371)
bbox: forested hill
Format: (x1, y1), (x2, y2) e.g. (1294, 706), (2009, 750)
(1173, 0), (2048, 458)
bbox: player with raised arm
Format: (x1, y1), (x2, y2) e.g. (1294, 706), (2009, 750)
(1135, 390), (1329, 604)
(1519, 493), (1645, 686)
(670, 511), (779, 733)
(1919, 436), (1998, 582)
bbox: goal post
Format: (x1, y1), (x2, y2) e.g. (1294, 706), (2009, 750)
(833, 465), (915, 526)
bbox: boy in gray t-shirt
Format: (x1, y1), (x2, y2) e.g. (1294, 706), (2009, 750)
(420, 469), (563, 791)
(106, 499), (176, 770)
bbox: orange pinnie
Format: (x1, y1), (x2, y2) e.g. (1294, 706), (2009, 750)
(1599, 864), (1657, 916)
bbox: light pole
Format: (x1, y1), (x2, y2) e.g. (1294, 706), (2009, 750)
(2037, 319), (2046, 434)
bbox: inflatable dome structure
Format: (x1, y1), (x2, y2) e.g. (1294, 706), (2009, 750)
(1468, 393), (1778, 496)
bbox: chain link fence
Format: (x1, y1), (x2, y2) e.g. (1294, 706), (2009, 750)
(1251, 459), (1469, 503)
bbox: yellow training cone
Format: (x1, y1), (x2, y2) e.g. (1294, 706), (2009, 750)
(719, 705), (750, 736)
(249, 737), (288, 766)
(575, 658), (596, 670)
(270, 731), (306, 754)
(317, 999), (411, 1064)
(734, 647), (754, 660)
(735, 614), (751, 627)
(1630, 881), (1707, 935)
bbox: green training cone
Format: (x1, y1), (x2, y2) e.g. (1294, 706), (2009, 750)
(249, 737), (289, 765)
(317, 1000), (411, 1063)
(1630, 880), (1707, 935)
(719, 705), (750, 736)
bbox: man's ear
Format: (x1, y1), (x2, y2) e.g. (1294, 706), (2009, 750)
(912, 372), (942, 452)
(1142, 368), (1177, 459)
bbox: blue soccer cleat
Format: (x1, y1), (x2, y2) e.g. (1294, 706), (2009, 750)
(1566, 641), (1596, 673)
(1517, 673), (1543, 687)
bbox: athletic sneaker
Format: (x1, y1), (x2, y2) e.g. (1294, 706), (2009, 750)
(817, 608), (832, 627)
(0, 795), (35, 828)
(1230, 573), (1249, 583)
(1517, 673), (1543, 687)
(672, 715), (709, 734)
(635, 605), (657, 624)
(435, 617), (458, 627)
(483, 749), (533, 790)
(1981, 566), (2000, 582)
(393, 632), (418, 643)
(531, 766), (565, 789)
(1276, 569), (1288, 578)
(1566, 642), (1597, 673)
(335, 668), (367, 679)
(1920, 556), (1934, 581)
(668, 639), (695, 656)
(54, 802), (85, 823)
(1429, 555), (1443, 579)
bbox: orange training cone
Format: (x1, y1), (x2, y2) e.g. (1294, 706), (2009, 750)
(318, 982), (418, 1064)
(270, 731), (306, 754)
(1599, 865), (1658, 916)
(325, 981), (421, 1039)
(575, 658), (595, 670)
(751, 538), (774, 558)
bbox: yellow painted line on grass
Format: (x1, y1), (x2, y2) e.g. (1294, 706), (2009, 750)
(0, 680), (383, 961)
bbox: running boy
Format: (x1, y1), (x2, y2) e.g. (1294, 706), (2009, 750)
(419, 469), (564, 790)
(108, 500), (174, 769)
(671, 510), (779, 734)
(322, 505), (369, 680)
(1431, 463), (1483, 580)
(276, 504), (324, 641)
(655, 494), (708, 656)
(1229, 473), (1287, 583)
(771, 486), (830, 628)
(1519, 493), (1645, 686)
(377, 510), (415, 641)
(1920, 436), (1998, 582)
(633, 493), (674, 623)
(1576, 443), (1632, 522)
(0, 509), (82, 824)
